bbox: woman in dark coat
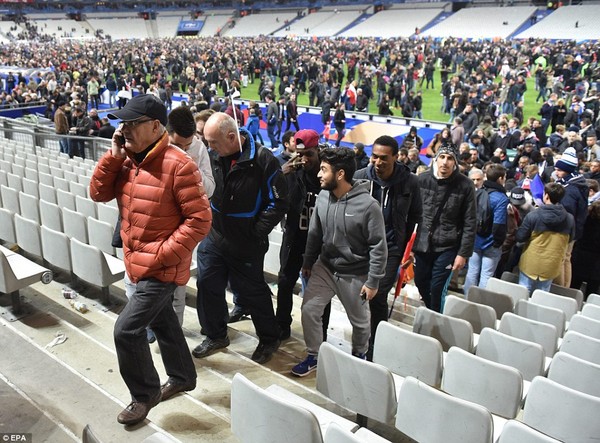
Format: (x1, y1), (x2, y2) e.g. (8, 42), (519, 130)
(571, 200), (600, 300)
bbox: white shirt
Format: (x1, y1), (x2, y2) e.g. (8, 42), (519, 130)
(187, 137), (215, 199)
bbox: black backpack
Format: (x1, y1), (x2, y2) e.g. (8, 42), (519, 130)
(476, 187), (494, 237)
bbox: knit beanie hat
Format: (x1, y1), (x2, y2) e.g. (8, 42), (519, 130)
(435, 142), (459, 164)
(555, 147), (578, 174)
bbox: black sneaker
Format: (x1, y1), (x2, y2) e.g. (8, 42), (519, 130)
(251, 340), (280, 364)
(192, 337), (230, 358)
(228, 305), (250, 323)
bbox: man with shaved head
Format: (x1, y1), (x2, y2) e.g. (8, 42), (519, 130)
(193, 112), (289, 364)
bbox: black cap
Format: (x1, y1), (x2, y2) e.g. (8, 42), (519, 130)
(108, 94), (168, 126)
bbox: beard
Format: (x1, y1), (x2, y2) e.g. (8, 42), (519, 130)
(320, 176), (337, 192)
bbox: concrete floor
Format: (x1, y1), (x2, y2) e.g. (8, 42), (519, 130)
(1, 267), (421, 442)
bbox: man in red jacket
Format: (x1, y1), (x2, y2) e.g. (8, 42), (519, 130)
(90, 94), (212, 426)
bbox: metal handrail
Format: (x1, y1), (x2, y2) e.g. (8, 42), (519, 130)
(0, 116), (111, 161)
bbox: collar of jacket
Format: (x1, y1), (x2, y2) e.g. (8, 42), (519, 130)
(483, 180), (505, 193)
(127, 131), (168, 166)
(233, 127), (258, 164)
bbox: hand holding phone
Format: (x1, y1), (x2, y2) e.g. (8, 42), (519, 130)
(112, 125), (127, 158)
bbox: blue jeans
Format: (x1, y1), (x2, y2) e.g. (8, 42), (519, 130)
(114, 278), (196, 402)
(59, 138), (69, 154)
(463, 246), (502, 296)
(519, 271), (552, 295)
(267, 122), (278, 149)
(195, 235), (279, 343)
(414, 249), (457, 313)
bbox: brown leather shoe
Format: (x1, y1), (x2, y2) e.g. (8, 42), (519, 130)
(160, 380), (196, 401)
(117, 392), (161, 426)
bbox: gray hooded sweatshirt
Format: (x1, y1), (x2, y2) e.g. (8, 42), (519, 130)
(303, 180), (388, 289)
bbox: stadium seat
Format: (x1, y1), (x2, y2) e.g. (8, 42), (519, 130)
(75, 195), (97, 219)
(41, 225), (72, 274)
(499, 312), (559, 359)
(97, 203), (119, 225)
(515, 299), (566, 337)
(443, 295), (497, 334)
(56, 189), (76, 211)
(547, 351), (600, 398)
(442, 347), (522, 442)
(231, 373), (324, 443)
(40, 200), (63, 232)
(467, 286), (513, 320)
(38, 183), (57, 204)
(18, 191), (40, 224)
(87, 217), (116, 256)
(413, 306), (474, 352)
(1, 184), (20, 214)
(531, 290), (578, 322)
(22, 177), (39, 199)
(581, 303), (600, 322)
(373, 321), (443, 388)
(550, 283), (584, 310)
(486, 278), (529, 308)
(0, 208), (17, 244)
(14, 214), (43, 259)
(395, 376), (493, 443)
(70, 237), (125, 304)
(316, 342), (397, 425)
(568, 314), (600, 340)
(522, 376), (600, 442)
(559, 330), (600, 365)
(62, 207), (88, 244)
(324, 422), (391, 443)
(0, 244), (52, 315)
(476, 328), (545, 383)
(496, 420), (560, 443)
(587, 294), (600, 306)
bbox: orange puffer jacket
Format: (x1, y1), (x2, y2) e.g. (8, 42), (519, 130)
(90, 132), (212, 285)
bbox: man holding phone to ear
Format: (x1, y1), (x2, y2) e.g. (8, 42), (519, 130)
(90, 94), (212, 426)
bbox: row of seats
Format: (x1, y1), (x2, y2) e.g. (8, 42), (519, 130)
(232, 321), (600, 443)
(0, 145), (124, 304)
(0, 243), (53, 315)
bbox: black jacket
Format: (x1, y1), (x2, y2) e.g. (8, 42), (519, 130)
(354, 162), (422, 254)
(208, 128), (289, 259)
(414, 166), (477, 258)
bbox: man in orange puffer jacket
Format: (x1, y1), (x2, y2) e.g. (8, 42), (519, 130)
(90, 94), (212, 426)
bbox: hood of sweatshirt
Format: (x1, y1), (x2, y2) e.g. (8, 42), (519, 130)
(540, 204), (571, 229)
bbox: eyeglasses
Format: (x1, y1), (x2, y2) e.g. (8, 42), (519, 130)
(121, 118), (154, 129)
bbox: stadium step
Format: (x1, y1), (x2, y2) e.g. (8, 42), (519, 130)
(2, 273), (415, 441)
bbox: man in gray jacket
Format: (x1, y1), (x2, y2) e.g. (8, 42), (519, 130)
(292, 148), (387, 376)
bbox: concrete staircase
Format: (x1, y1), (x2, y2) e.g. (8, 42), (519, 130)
(1, 262), (418, 442)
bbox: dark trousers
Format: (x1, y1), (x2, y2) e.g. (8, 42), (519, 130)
(267, 122), (278, 149)
(277, 228), (331, 339)
(414, 249), (457, 313)
(196, 236), (280, 343)
(276, 230), (306, 331)
(69, 139), (85, 159)
(285, 118), (300, 132)
(114, 278), (196, 403)
(368, 252), (402, 357)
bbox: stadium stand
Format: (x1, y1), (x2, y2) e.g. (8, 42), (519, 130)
(2, 1), (600, 441)
(421, 6), (537, 39)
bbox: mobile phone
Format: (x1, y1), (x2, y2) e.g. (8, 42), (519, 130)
(360, 291), (367, 304)
(117, 133), (125, 146)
